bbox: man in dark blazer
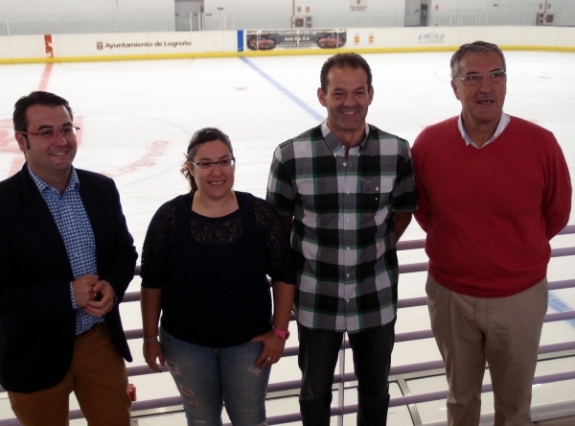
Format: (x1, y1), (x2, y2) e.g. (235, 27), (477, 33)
(0, 91), (138, 425)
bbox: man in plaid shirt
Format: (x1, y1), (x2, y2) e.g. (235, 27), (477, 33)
(267, 53), (416, 425)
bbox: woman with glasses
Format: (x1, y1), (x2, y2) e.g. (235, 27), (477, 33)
(139, 127), (296, 426)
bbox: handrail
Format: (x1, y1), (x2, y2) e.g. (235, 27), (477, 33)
(118, 308), (575, 345)
(4, 365), (571, 426)
(0, 225), (573, 426)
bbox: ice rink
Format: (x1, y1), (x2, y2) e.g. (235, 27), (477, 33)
(0, 50), (574, 425)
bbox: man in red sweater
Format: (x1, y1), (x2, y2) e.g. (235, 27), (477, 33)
(412, 41), (571, 426)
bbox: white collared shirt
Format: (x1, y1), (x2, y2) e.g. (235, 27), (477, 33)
(457, 113), (510, 149)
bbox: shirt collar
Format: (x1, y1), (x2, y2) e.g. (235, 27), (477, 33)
(457, 113), (510, 149)
(27, 165), (80, 194)
(321, 120), (369, 155)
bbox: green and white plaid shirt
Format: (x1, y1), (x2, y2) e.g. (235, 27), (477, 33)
(267, 122), (416, 332)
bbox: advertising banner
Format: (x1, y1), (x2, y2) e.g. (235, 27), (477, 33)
(245, 29), (347, 51)
(48, 31), (237, 59)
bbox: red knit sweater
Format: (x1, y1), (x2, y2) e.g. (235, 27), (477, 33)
(412, 116), (572, 298)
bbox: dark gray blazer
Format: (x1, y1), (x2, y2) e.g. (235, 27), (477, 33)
(0, 165), (137, 393)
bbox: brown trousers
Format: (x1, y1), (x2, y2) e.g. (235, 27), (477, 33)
(8, 322), (131, 426)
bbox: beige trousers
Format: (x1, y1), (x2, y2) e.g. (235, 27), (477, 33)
(426, 275), (548, 426)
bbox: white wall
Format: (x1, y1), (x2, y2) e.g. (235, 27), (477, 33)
(2, 0), (572, 20)
(201, 0), (575, 29)
(550, 0), (575, 26)
(0, 0), (175, 15)
(294, 0), (405, 12)
(203, 0), (406, 28)
(204, 0), (290, 15)
(1, 0), (574, 35)
(427, 0), (574, 26)
(0, 0), (176, 34)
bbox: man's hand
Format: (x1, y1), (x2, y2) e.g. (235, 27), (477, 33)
(72, 274), (99, 308)
(85, 280), (116, 317)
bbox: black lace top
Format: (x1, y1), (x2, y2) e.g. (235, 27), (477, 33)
(140, 191), (296, 348)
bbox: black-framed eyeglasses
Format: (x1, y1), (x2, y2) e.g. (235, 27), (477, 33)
(20, 125), (80, 140)
(453, 70), (506, 87)
(190, 158), (236, 170)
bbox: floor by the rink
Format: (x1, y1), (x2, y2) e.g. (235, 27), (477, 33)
(0, 50), (574, 425)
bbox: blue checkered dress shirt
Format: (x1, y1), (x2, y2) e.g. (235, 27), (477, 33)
(28, 166), (103, 334)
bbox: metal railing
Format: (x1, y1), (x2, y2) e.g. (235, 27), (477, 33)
(0, 225), (574, 425)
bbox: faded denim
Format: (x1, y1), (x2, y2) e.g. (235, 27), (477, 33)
(160, 327), (269, 426)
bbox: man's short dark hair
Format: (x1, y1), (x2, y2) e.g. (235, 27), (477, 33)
(320, 52), (373, 92)
(13, 91), (74, 133)
(450, 41), (506, 78)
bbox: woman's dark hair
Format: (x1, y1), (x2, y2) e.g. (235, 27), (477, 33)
(181, 127), (234, 192)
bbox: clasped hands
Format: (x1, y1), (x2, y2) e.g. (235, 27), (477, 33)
(72, 274), (116, 317)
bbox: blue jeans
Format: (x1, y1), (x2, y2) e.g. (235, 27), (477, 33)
(298, 320), (396, 426)
(160, 327), (270, 426)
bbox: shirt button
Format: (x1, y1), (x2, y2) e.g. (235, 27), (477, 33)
(347, 247), (350, 251)
(346, 299), (350, 303)
(375, 186), (380, 191)
(346, 273), (350, 278)
(343, 162), (347, 166)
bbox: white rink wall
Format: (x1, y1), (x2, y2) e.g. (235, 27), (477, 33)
(0, 26), (574, 63)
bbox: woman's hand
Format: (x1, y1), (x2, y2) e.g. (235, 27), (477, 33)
(143, 340), (165, 372)
(252, 331), (286, 369)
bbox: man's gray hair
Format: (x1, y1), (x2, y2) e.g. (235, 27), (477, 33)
(450, 41), (506, 78)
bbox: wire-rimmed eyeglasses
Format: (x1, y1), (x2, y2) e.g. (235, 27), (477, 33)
(190, 158), (236, 170)
(20, 125), (80, 140)
(453, 70), (506, 87)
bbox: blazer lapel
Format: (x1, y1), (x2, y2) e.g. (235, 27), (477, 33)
(19, 166), (69, 260)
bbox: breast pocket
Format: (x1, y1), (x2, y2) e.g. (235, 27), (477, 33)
(361, 176), (394, 213)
